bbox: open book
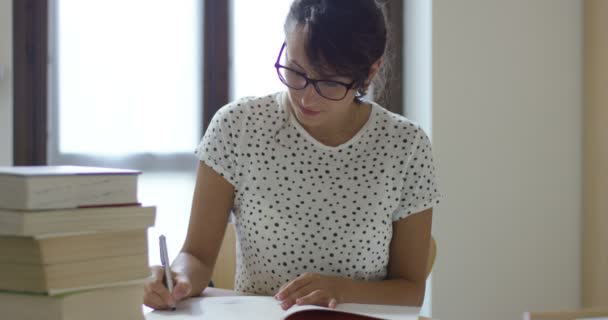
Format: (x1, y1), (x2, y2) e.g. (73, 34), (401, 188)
(146, 296), (420, 320)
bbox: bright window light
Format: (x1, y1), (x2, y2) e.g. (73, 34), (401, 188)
(230, 0), (291, 100)
(57, 0), (201, 155)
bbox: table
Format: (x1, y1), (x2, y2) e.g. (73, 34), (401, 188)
(145, 287), (432, 320)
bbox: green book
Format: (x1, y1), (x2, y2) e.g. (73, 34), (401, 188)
(0, 229), (150, 294)
(0, 284), (145, 320)
(0, 205), (155, 236)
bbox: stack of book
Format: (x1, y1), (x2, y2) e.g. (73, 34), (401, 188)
(0, 165), (156, 320)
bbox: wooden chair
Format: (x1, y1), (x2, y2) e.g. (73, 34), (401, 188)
(523, 308), (608, 320)
(212, 224), (438, 289)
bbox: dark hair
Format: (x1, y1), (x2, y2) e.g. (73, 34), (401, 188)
(284, 0), (390, 101)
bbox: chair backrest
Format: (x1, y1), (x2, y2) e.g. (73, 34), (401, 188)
(212, 224), (438, 289)
(211, 224), (238, 289)
(427, 236), (436, 278)
(523, 308), (608, 320)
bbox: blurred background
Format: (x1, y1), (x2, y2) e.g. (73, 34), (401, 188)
(0, 1), (606, 320)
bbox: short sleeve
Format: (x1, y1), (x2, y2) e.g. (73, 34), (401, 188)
(194, 106), (241, 187)
(392, 127), (442, 221)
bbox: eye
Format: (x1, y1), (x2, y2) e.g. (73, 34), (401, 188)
(318, 81), (341, 88)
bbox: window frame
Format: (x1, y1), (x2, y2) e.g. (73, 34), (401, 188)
(44, 0), (218, 171)
(13, 0), (48, 165)
(12, 0), (402, 166)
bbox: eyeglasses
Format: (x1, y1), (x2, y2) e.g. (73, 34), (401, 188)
(274, 43), (356, 101)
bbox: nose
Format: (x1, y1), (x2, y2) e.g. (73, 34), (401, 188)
(299, 83), (321, 107)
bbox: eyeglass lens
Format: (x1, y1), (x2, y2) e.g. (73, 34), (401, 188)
(277, 67), (348, 100)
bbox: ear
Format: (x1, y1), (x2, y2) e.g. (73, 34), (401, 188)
(364, 57), (383, 87)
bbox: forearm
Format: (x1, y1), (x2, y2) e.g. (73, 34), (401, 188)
(171, 251), (213, 298)
(337, 277), (426, 307)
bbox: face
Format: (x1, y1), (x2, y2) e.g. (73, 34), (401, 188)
(282, 26), (361, 129)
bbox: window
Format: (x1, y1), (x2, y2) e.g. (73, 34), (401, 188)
(15, 2), (420, 303)
(230, 0), (291, 99)
(49, 0), (202, 167)
(48, 0), (204, 263)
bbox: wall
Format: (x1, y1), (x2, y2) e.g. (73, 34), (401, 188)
(431, 1), (583, 320)
(0, 0), (12, 166)
(403, 0), (433, 315)
(0, 0), (587, 317)
(583, 0), (608, 307)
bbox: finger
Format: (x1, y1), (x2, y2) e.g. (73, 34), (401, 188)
(150, 265), (165, 283)
(295, 290), (332, 307)
(275, 273), (313, 301)
(146, 277), (174, 306)
(143, 287), (170, 310)
(328, 298), (338, 309)
(170, 270), (184, 281)
(277, 272), (308, 293)
(171, 274), (193, 301)
(279, 282), (313, 310)
(143, 293), (166, 309)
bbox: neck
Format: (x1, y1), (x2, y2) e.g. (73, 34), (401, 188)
(289, 97), (371, 147)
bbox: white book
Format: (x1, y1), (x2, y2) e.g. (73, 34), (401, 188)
(146, 296), (421, 320)
(0, 205), (156, 236)
(0, 165), (140, 210)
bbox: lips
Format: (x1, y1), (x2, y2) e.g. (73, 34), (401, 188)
(298, 105), (321, 116)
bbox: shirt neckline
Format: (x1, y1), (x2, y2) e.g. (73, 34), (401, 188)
(279, 92), (378, 151)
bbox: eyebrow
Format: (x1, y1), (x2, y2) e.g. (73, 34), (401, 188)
(287, 57), (342, 80)
(288, 58), (307, 72)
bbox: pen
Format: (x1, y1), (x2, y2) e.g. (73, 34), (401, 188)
(159, 235), (176, 311)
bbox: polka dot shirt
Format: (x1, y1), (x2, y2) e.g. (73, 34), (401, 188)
(195, 92), (442, 295)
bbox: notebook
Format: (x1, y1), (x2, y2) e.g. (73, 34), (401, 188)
(146, 295), (421, 320)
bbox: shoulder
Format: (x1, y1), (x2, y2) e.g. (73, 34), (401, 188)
(211, 92), (286, 129)
(369, 102), (431, 146)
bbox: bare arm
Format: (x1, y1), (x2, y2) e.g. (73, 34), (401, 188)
(338, 208), (433, 306)
(171, 161), (235, 297)
(276, 208), (433, 308)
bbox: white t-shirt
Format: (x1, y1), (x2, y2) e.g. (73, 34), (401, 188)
(195, 92), (442, 295)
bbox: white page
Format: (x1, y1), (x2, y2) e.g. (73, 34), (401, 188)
(146, 296), (420, 320)
(146, 296), (284, 320)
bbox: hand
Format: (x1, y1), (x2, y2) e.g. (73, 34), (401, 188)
(143, 265), (193, 310)
(274, 273), (343, 310)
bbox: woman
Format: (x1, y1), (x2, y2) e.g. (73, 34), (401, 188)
(144, 0), (441, 310)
